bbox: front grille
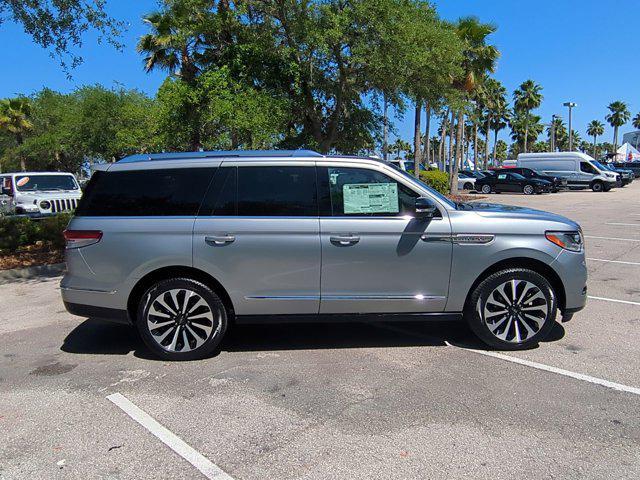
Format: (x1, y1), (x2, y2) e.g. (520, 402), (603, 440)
(50, 198), (78, 213)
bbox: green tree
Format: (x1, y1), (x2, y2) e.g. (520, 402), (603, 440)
(510, 110), (542, 151)
(586, 120), (604, 158)
(494, 139), (507, 162)
(547, 116), (567, 151)
(0, 98), (33, 171)
(0, 1), (124, 70)
(513, 80), (543, 153)
(632, 113), (640, 130)
(449, 16), (499, 192)
(530, 141), (548, 153)
(605, 101), (630, 151)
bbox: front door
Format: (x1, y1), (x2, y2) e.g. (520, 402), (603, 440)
(193, 164), (321, 316)
(317, 164), (452, 314)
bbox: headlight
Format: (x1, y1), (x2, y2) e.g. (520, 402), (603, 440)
(545, 231), (583, 252)
(39, 200), (51, 210)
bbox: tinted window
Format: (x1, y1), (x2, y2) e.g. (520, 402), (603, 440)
(76, 168), (216, 216)
(580, 162), (598, 174)
(320, 167), (418, 216)
(15, 174), (78, 191)
(200, 167), (237, 215)
(237, 166), (317, 216)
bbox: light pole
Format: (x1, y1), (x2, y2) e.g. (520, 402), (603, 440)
(549, 114), (557, 152)
(563, 102), (577, 151)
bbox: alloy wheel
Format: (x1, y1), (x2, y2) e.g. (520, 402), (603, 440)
(523, 184), (534, 195)
(478, 279), (549, 343)
(482, 184), (491, 194)
(146, 288), (221, 352)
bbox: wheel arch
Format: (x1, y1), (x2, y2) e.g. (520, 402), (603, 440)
(463, 257), (566, 313)
(127, 266), (235, 323)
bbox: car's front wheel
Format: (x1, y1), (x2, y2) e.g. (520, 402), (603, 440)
(136, 278), (228, 360)
(464, 268), (557, 350)
(523, 184), (535, 195)
(481, 184), (492, 194)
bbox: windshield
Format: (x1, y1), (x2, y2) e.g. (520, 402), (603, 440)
(591, 161), (607, 172)
(387, 164), (456, 209)
(15, 174), (78, 192)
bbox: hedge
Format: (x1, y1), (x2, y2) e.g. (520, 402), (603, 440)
(0, 213), (71, 253)
(419, 170), (449, 195)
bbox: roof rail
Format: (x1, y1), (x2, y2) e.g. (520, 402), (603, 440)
(117, 149), (323, 163)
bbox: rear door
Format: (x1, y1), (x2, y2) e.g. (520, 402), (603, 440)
(317, 162), (452, 314)
(193, 163), (321, 316)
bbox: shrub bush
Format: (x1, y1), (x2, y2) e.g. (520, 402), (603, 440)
(0, 213), (71, 253)
(419, 170), (450, 195)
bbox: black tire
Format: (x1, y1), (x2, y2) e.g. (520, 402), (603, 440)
(464, 268), (557, 350)
(522, 184), (535, 195)
(136, 278), (228, 361)
(481, 184), (492, 194)
(463, 182), (474, 191)
(591, 181), (603, 192)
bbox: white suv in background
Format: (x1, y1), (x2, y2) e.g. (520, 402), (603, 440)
(0, 172), (82, 216)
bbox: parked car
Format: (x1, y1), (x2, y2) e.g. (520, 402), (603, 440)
(517, 152), (618, 192)
(612, 162), (640, 178)
(494, 167), (567, 193)
(460, 170), (487, 179)
(0, 172), (82, 216)
(457, 171), (476, 190)
(475, 171), (552, 195)
(603, 163), (634, 186)
(62, 150), (587, 360)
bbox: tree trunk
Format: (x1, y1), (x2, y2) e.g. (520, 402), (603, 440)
(484, 115), (491, 169)
(424, 102), (431, 167)
(613, 126), (618, 152)
(448, 110), (455, 176)
(413, 100), (422, 178)
(439, 113), (447, 171)
(450, 110), (464, 194)
(593, 135), (597, 158)
(523, 115), (529, 153)
(473, 122), (478, 170)
(383, 94), (389, 161)
(492, 129), (499, 165)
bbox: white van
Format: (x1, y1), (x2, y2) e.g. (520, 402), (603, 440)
(516, 152), (618, 192)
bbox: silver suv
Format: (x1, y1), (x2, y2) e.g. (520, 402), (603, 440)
(61, 150), (587, 360)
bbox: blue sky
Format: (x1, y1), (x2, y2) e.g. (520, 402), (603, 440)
(1, 0), (638, 146)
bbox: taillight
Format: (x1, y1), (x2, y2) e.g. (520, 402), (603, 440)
(63, 230), (103, 249)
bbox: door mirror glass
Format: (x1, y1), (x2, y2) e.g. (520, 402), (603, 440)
(415, 197), (437, 219)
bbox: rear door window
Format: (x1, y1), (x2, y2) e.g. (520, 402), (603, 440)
(76, 168), (216, 216)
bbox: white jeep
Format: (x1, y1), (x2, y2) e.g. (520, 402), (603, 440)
(0, 172), (82, 216)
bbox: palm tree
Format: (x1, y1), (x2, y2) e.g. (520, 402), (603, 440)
(480, 78), (507, 167)
(491, 102), (509, 164)
(450, 16), (499, 193)
(0, 98), (33, 172)
(513, 80), (543, 153)
(605, 101), (630, 152)
(586, 120), (604, 158)
(633, 113), (640, 130)
(138, 4), (211, 150)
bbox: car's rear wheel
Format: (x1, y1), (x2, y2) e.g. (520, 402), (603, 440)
(481, 184), (492, 194)
(136, 278), (228, 360)
(523, 184), (535, 195)
(464, 268), (557, 350)
(463, 182), (474, 190)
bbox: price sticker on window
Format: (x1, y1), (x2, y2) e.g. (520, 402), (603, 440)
(343, 183), (399, 214)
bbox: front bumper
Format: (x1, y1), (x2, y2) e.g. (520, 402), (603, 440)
(551, 249), (588, 314)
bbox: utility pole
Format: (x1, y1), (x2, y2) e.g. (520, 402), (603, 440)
(549, 114), (556, 152)
(563, 102), (577, 151)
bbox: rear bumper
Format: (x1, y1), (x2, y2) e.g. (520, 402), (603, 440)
(63, 301), (131, 325)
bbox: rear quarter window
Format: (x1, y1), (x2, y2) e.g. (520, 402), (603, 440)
(75, 168), (216, 216)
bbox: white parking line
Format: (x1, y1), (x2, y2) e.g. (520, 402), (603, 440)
(587, 295), (640, 306)
(605, 222), (640, 227)
(585, 235), (640, 242)
(453, 346), (640, 396)
(107, 393), (234, 480)
(587, 257), (640, 266)
(374, 323), (640, 397)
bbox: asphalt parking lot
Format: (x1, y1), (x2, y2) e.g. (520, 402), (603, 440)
(2, 184), (640, 480)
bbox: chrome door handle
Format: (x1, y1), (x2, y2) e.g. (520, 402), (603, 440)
(330, 235), (360, 245)
(205, 235), (235, 246)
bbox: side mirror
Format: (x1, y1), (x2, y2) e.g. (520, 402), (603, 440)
(415, 197), (438, 219)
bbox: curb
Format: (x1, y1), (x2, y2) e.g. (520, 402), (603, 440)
(0, 263), (66, 285)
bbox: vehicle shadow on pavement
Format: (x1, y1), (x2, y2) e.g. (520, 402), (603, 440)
(60, 318), (565, 359)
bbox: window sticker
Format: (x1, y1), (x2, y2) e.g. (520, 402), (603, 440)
(16, 176), (29, 187)
(343, 183), (399, 214)
(497, 174), (507, 180)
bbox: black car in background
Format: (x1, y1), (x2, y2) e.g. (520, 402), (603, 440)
(612, 162), (640, 179)
(603, 164), (633, 186)
(494, 167), (566, 192)
(475, 171), (552, 195)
